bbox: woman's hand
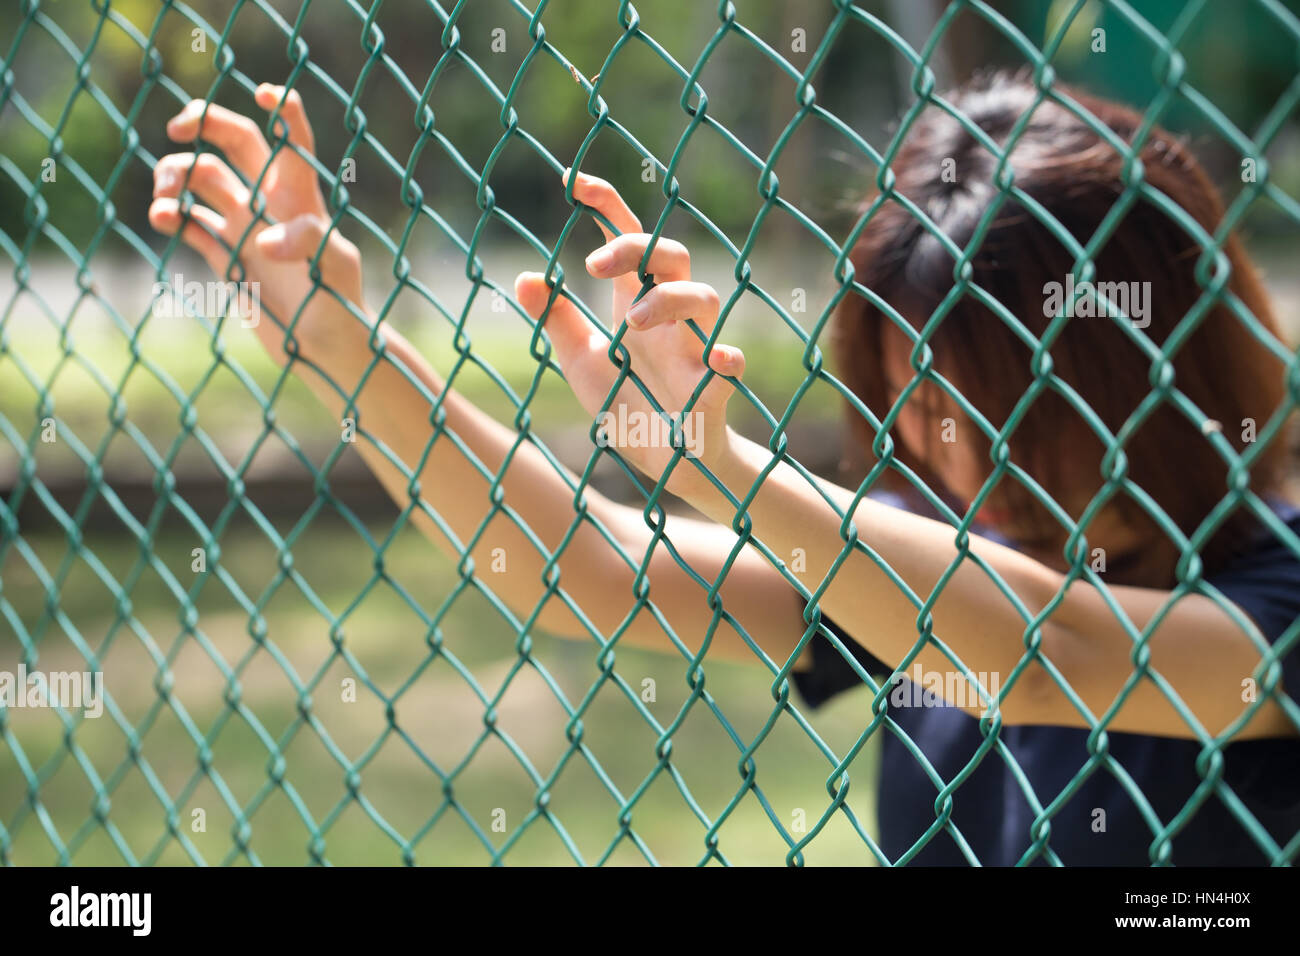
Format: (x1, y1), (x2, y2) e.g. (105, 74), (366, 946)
(148, 84), (367, 363)
(514, 171), (747, 498)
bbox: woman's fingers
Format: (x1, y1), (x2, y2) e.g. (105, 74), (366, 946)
(564, 169), (641, 242)
(706, 343), (745, 380)
(514, 272), (609, 377)
(516, 272), (740, 375)
(254, 84), (316, 157)
(147, 197), (232, 271)
(167, 99), (272, 184)
(153, 152), (252, 219)
(624, 280), (719, 332)
(696, 343), (746, 422)
(586, 233), (691, 284)
(563, 170), (652, 309)
(253, 83), (327, 214)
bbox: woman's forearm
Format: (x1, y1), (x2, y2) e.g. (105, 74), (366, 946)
(279, 312), (645, 641)
(694, 431), (1061, 718)
(275, 314), (806, 665)
(688, 429), (1295, 738)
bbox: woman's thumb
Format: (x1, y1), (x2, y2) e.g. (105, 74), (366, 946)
(514, 272), (600, 368)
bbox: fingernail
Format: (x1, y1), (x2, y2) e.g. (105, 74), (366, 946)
(625, 301), (648, 327)
(586, 247), (614, 273)
(156, 167), (176, 194)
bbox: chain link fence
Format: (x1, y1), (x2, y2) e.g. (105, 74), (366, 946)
(2, 0), (1299, 865)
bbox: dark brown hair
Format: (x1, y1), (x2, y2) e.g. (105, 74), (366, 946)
(835, 70), (1292, 587)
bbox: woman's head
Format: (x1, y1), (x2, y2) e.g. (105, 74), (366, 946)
(835, 70), (1291, 586)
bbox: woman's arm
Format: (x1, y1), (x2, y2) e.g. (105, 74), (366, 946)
(704, 437), (1295, 740)
(532, 174), (1296, 742)
(150, 90), (1295, 741)
(147, 87), (807, 668)
(266, 261), (805, 664)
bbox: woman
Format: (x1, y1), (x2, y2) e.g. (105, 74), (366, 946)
(148, 70), (1300, 865)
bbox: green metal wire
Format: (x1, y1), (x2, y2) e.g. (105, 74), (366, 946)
(1, 0), (1299, 866)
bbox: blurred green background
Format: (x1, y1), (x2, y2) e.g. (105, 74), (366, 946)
(1, 0), (1298, 865)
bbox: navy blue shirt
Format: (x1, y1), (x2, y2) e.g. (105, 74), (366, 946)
(791, 502), (1300, 865)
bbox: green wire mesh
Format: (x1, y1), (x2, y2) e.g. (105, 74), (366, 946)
(1, 0), (1299, 866)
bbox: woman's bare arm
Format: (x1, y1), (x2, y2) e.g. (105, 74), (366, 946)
(150, 89), (1296, 742)
(531, 173), (1297, 742)
(270, 275), (805, 664)
(703, 438), (1295, 740)
(147, 87), (807, 670)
